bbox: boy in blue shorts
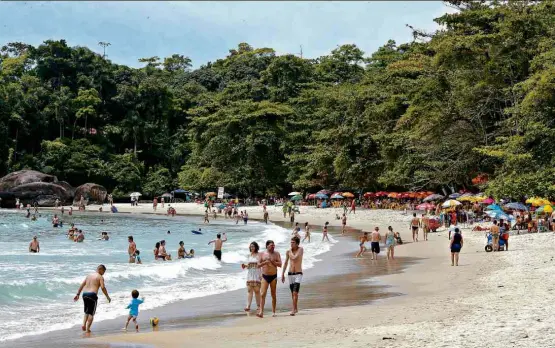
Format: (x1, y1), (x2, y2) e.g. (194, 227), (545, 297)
(124, 289), (144, 332)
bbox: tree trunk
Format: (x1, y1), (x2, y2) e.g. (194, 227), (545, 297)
(14, 128), (18, 162)
(134, 133), (137, 154)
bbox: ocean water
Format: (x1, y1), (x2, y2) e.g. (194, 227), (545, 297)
(0, 210), (335, 342)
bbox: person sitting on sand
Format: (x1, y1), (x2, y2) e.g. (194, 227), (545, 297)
(29, 236), (40, 253)
(355, 232), (368, 258)
(178, 241), (186, 259)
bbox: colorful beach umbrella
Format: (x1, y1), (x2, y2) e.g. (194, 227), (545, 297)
(485, 204), (502, 211)
(342, 192), (354, 198)
(129, 192), (142, 197)
(442, 199), (462, 208)
(331, 194), (344, 199)
(416, 203), (435, 210)
(448, 193), (461, 199)
(504, 202), (528, 211)
(423, 194), (444, 202)
(288, 192), (301, 196)
(481, 198), (495, 204)
(363, 192), (375, 198)
(317, 189), (331, 195)
(315, 193), (329, 199)
(375, 191), (389, 197)
(537, 205), (554, 214)
(205, 192), (216, 197)
(290, 194), (303, 201)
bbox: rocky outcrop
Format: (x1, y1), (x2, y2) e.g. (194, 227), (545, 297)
(0, 170), (76, 207)
(73, 183), (107, 205)
(10, 182), (71, 207)
(0, 170), (58, 191)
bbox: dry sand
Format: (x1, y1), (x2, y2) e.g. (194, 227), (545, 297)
(59, 202), (551, 348)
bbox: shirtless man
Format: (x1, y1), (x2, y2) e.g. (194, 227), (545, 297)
(370, 227), (381, 260)
(341, 214), (347, 235)
(258, 240), (282, 318)
(73, 265), (111, 333)
(208, 233), (227, 261)
(29, 236), (40, 253)
(420, 214), (430, 241)
(410, 213), (419, 242)
(263, 210), (269, 224)
(282, 236), (304, 316)
(75, 230), (85, 243)
(128, 236), (137, 263)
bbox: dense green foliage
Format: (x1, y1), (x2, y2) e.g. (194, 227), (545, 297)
(1, 1), (555, 199)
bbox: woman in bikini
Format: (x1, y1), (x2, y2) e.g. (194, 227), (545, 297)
(302, 222), (311, 243)
(241, 242), (261, 314)
(322, 221), (330, 242)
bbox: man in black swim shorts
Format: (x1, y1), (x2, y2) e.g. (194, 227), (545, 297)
(258, 240), (282, 318)
(208, 233), (227, 261)
(74, 265), (111, 333)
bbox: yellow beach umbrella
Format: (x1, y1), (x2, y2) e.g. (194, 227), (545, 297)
(543, 205), (553, 213)
(342, 192), (354, 198)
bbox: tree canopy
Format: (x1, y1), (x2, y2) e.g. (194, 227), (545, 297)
(1, 1), (554, 199)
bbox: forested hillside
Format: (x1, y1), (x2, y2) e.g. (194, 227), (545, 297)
(1, 1), (554, 198)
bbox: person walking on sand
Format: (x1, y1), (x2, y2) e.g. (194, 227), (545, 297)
(420, 214), (430, 241)
(128, 236), (137, 263)
(282, 236), (304, 316)
(208, 233), (227, 261)
(341, 214), (347, 235)
(302, 222), (311, 243)
(241, 242), (261, 314)
(349, 199), (356, 214)
(355, 232), (368, 258)
(74, 265), (111, 333)
(258, 240), (282, 318)
(450, 227), (463, 266)
(410, 213), (419, 242)
(124, 289), (144, 332)
(322, 221), (330, 242)
(29, 236), (40, 253)
(370, 227), (381, 260)
(490, 220), (500, 252)
(385, 226), (396, 260)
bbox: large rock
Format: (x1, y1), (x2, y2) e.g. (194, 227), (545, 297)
(11, 182), (71, 207)
(73, 183), (107, 205)
(0, 170), (58, 192)
(57, 181), (76, 197)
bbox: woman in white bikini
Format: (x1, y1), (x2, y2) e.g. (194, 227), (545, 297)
(241, 242), (262, 314)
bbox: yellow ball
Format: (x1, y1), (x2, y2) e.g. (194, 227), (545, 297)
(150, 317), (159, 327)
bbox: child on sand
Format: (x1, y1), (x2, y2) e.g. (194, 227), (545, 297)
(124, 290), (144, 332)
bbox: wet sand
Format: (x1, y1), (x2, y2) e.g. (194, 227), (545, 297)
(3, 222), (416, 348)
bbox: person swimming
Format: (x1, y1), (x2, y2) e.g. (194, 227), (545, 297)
(185, 249), (195, 258)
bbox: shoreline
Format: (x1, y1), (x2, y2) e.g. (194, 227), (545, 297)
(1, 206), (413, 347)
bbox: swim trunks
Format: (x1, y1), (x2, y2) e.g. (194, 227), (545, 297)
(82, 292), (98, 316)
(451, 243), (461, 253)
(371, 242), (380, 254)
(411, 226), (418, 231)
(213, 250), (222, 261)
(262, 274), (277, 283)
(288, 272), (303, 293)
(30, 249), (37, 253)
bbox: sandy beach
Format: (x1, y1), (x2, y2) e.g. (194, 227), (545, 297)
(64, 202), (547, 348)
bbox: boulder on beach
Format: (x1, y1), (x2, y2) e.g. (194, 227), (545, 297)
(10, 182), (71, 207)
(0, 170), (58, 192)
(57, 181), (76, 197)
(73, 183), (107, 205)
